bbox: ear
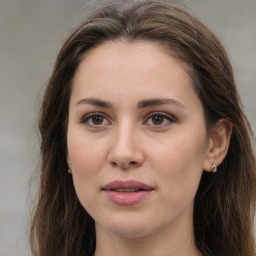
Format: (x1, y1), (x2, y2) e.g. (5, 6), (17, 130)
(203, 119), (232, 172)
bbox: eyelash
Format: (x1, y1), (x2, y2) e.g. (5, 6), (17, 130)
(144, 112), (176, 128)
(80, 112), (176, 128)
(80, 112), (111, 128)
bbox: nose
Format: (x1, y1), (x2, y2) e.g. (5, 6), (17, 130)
(107, 122), (144, 170)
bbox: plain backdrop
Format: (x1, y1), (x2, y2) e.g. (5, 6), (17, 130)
(0, 0), (255, 255)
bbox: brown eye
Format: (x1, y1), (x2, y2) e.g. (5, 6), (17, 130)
(152, 115), (164, 125)
(92, 115), (104, 125)
(144, 112), (175, 128)
(80, 112), (111, 127)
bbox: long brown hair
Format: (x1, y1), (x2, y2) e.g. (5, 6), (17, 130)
(30, 1), (256, 255)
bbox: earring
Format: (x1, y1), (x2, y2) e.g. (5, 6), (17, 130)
(67, 164), (72, 173)
(211, 164), (217, 173)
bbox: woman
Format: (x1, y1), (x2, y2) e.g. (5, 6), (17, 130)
(30, 1), (256, 255)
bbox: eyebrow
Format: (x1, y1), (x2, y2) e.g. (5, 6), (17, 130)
(76, 98), (113, 108)
(137, 98), (185, 109)
(75, 97), (185, 109)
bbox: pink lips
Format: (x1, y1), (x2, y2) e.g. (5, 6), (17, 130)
(102, 180), (154, 205)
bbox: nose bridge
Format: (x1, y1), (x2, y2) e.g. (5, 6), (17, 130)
(113, 118), (136, 156)
(108, 118), (143, 168)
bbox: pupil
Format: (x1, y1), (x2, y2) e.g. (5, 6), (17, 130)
(152, 116), (163, 125)
(92, 115), (103, 125)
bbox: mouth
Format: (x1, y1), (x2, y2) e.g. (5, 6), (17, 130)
(102, 180), (154, 205)
(110, 188), (142, 192)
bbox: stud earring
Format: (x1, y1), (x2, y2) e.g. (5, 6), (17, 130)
(211, 164), (217, 173)
(67, 164), (72, 173)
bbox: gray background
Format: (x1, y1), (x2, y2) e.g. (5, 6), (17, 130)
(0, 0), (255, 255)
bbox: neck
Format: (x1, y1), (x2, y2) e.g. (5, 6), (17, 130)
(94, 212), (201, 256)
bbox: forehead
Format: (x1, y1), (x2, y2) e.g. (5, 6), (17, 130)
(75, 41), (188, 74)
(71, 41), (201, 111)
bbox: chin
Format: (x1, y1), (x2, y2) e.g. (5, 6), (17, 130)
(97, 214), (153, 238)
(109, 226), (151, 239)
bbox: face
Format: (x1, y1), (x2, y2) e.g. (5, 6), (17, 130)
(67, 42), (211, 239)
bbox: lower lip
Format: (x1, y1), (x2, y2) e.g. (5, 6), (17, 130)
(103, 190), (152, 205)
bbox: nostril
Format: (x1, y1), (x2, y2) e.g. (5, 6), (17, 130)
(111, 162), (118, 167)
(107, 146), (144, 169)
(110, 160), (139, 170)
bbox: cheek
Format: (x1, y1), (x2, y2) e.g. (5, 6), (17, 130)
(67, 130), (109, 175)
(149, 127), (207, 196)
(67, 135), (108, 212)
(150, 130), (206, 170)
(67, 131), (110, 201)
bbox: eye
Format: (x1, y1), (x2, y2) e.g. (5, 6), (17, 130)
(144, 112), (175, 128)
(80, 112), (111, 127)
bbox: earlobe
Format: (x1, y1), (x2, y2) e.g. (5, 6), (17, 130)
(203, 119), (232, 172)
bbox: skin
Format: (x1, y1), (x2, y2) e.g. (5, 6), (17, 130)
(67, 42), (230, 256)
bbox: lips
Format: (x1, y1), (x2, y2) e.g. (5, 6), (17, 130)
(102, 180), (154, 205)
(103, 180), (153, 191)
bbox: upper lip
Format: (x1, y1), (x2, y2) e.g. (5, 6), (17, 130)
(102, 180), (154, 191)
